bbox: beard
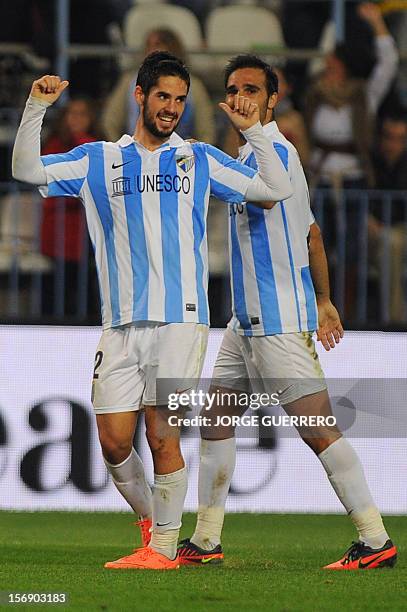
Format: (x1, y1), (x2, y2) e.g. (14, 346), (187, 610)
(143, 105), (179, 139)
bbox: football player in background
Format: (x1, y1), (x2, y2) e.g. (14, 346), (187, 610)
(178, 55), (397, 571)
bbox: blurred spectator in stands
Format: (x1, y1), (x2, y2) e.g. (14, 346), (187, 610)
(282, 1), (383, 107)
(281, 1), (331, 107)
(274, 66), (310, 167)
(305, 2), (398, 190)
(372, 113), (407, 192)
(304, 3), (398, 319)
(376, 0), (407, 106)
(369, 111), (407, 321)
(102, 28), (215, 143)
(41, 98), (101, 317)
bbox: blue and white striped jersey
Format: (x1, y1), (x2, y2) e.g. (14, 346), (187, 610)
(39, 132), (255, 329)
(229, 121), (318, 336)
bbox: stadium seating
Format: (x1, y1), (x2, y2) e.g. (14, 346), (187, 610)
(123, 2), (203, 52)
(206, 4), (285, 51)
(0, 192), (51, 269)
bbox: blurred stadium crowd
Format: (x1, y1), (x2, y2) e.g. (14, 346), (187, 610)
(0, 0), (407, 327)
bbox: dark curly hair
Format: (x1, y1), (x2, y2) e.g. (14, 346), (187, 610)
(136, 50), (190, 96)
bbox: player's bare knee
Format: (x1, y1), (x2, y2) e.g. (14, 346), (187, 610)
(98, 432), (133, 464)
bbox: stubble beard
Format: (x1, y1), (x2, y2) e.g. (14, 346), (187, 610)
(143, 105), (178, 140)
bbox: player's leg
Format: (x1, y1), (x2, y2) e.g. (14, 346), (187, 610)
(180, 327), (251, 563)
(143, 405), (186, 564)
(268, 332), (396, 569)
(284, 391), (397, 569)
(178, 387), (245, 564)
(92, 327), (152, 543)
(96, 412), (152, 524)
(140, 323), (209, 566)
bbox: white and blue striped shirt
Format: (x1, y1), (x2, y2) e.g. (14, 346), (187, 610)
(229, 121), (318, 336)
(39, 132), (256, 329)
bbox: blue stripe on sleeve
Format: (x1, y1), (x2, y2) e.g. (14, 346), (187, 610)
(210, 178), (247, 204)
(41, 145), (88, 167)
(301, 266), (318, 330)
(206, 144), (255, 178)
(246, 151), (257, 169)
(207, 144), (256, 203)
(87, 142), (121, 325)
(47, 177), (85, 197)
(247, 205), (282, 334)
(246, 142), (289, 172)
(159, 150), (183, 322)
(121, 146), (149, 320)
(192, 144), (209, 325)
(230, 212), (252, 334)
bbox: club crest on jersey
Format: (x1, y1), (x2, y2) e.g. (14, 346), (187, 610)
(176, 153), (195, 173)
(112, 176), (132, 197)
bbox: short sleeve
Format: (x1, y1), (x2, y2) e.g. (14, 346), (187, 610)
(205, 144), (256, 204)
(39, 144), (89, 198)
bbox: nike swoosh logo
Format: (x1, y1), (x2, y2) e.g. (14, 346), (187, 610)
(201, 556), (216, 564)
(358, 552), (386, 568)
(112, 161), (133, 170)
(156, 521), (171, 527)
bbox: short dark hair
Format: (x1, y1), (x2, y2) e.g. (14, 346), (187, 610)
(224, 54), (278, 97)
(136, 51), (190, 96)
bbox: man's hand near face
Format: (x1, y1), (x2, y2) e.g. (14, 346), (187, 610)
(219, 94), (261, 132)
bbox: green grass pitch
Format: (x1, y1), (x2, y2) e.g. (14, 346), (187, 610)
(0, 512), (405, 611)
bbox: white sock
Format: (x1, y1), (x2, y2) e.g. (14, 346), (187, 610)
(191, 438), (236, 551)
(150, 466), (188, 559)
(318, 437), (389, 549)
(104, 448), (152, 519)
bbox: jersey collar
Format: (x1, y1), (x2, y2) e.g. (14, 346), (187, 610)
(117, 132), (185, 150)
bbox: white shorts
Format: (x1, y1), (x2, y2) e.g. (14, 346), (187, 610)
(212, 327), (327, 405)
(92, 322), (208, 414)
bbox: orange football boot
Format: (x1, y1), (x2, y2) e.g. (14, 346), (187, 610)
(324, 539), (397, 570)
(105, 546), (179, 570)
(135, 518), (152, 547)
